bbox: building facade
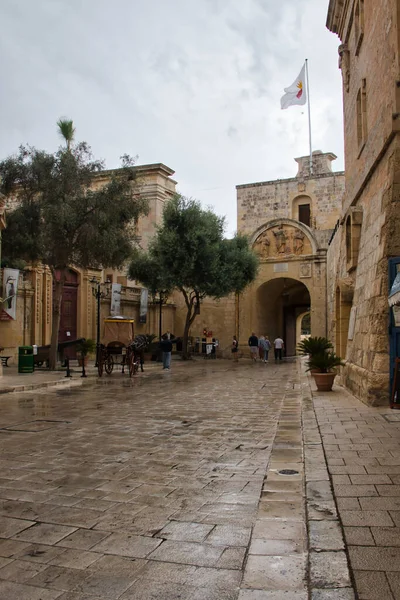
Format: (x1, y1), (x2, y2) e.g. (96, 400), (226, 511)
(327, 0), (400, 405)
(236, 151), (344, 356)
(0, 163), (177, 362)
(175, 151), (345, 357)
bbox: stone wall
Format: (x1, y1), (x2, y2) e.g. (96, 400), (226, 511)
(0, 163), (178, 362)
(237, 152), (344, 238)
(0, 273), (35, 364)
(327, 138), (400, 405)
(173, 291), (236, 358)
(235, 151), (344, 357)
(326, 0), (400, 405)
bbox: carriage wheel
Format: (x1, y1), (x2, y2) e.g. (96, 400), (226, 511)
(97, 352), (104, 377)
(105, 354), (114, 375)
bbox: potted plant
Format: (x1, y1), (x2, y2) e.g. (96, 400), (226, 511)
(306, 351), (345, 391)
(77, 339), (96, 366)
(297, 336), (333, 357)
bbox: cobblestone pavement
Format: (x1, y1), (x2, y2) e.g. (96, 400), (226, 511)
(0, 359), (396, 599)
(313, 386), (400, 600)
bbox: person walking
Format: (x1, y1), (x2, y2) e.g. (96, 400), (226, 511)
(258, 335), (265, 360)
(160, 333), (173, 370)
(231, 336), (239, 362)
(264, 335), (272, 362)
(274, 336), (284, 362)
(248, 332), (259, 362)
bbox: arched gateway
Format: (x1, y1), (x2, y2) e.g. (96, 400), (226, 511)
(256, 278), (311, 356)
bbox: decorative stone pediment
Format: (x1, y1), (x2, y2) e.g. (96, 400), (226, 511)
(252, 219), (316, 259)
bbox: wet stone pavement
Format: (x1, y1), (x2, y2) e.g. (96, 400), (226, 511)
(0, 359), (355, 599)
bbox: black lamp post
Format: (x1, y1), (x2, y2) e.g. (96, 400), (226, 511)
(90, 278), (111, 367)
(158, 290), (169, 341)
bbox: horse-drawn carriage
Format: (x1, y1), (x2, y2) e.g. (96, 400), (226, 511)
(97, 317), (147, 378)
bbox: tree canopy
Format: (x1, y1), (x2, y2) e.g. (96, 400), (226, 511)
(128, 195), (258, 356)
(0, 121), (148, 368)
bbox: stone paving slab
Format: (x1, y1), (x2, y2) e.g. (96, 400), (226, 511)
(308, 366), (400, 600)
(0, 360), (309, 599)
(2, 358), (390, 598)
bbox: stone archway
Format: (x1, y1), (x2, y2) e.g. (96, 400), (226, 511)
(256, 278), (311, 356)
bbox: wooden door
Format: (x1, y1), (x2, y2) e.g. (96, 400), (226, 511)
(57, 270), (78, 359)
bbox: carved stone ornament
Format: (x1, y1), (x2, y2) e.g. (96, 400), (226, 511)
(300, 263), (312, 278)
(338, 43), (350, 93)
(252, 230), (271, 258)
(253, 224), (312, 259)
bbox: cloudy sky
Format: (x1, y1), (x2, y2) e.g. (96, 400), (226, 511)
(1, 0), (343, 236)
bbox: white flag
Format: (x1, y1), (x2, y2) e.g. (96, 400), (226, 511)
(280, 64), (307, 109)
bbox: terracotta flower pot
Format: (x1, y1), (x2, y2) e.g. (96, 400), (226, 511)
(313, 372), (336, 391)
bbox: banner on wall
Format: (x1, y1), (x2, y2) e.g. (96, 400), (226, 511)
(139, 288), (149, 324)
(110, 283), (122, 316)
(2, 268), (19, 320)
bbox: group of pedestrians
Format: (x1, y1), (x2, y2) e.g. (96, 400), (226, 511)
(231, 333), (285, 363)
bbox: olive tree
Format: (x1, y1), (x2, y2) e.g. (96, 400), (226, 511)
(129, 195), (258, 357)
(0, 120), (148, 369)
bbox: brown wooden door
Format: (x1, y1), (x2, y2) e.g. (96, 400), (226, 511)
(57, 270), (78, 359)
(298, 204), (311, 226)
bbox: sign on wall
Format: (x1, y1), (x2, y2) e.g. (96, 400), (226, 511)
(2, 268), (19, 320)
(274, 263), (288, 273)
(139, 288), (149, 324)
(110, 283), (122, 316)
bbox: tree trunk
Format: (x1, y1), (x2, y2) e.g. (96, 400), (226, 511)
(180, 288), (200, 360)
(49, 270), (65, 370)
(182, 310), (192, 360)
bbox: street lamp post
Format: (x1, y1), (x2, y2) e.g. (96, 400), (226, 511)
(90, 278), (110, 367)
(159, 292), (163, 342)
(157, 290), (168, 362)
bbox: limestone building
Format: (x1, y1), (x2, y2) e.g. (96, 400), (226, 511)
(174, 152), (344, 357)
(0, 163), (177, 361)
(236, 151), (344, 356)
(327, 0), (400, 405)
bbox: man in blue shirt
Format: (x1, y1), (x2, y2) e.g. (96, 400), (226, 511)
(248, 332), (259, 362)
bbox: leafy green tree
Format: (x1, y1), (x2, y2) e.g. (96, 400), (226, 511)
(128, 195), (258, 357)
(0, 120), (148, 369)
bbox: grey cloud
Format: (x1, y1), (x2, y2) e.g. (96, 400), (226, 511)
(0, 0), (344, 236)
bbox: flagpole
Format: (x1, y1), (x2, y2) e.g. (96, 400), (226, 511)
(305, 59), (313, 176)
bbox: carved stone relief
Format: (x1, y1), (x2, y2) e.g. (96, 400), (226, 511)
(253, 224), (312, 259)
(300, 263), (312, 278)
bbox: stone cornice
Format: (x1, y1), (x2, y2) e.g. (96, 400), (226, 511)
(93, 163), (177, 184)
(326, 0), (352, 40)
(236, 171), (345, 190)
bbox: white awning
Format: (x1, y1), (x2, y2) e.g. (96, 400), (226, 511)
(389, 273), (400, 307)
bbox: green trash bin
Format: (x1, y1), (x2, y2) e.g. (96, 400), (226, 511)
(18, 346), (34, 373)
